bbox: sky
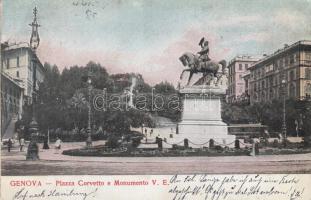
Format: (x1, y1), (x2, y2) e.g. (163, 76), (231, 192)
(2, 0), (311, 85)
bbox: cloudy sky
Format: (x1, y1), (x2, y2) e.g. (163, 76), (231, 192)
(2, 0), (311, 85)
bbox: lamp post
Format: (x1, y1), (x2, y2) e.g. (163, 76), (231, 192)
(281, 79), (287, 141)
(26, 6), (41, 160)
(26, 55), (40, 160)
(86, 75), (93, 147)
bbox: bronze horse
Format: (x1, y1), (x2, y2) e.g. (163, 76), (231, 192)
(179, 52), (227, 85)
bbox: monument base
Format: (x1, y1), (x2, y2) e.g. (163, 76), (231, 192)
(174, 85), (235, 148)
(177, 120), (236, 147)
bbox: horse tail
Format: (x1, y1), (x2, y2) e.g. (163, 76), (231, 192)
(219, 60), (227, 71)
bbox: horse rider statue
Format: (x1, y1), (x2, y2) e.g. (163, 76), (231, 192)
(179, 37), (227, 86)
(198, 37), (210, 63)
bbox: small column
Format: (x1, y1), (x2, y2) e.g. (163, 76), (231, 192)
(184, 138), (189, 148)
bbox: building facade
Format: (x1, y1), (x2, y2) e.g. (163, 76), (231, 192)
(1, 42), (45, 104)
(1, 72), (24, 137)
(248, 40), (311, 105)
(227, 55), (260, 103)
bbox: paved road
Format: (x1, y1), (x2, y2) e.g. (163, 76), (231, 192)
(2, 142), (311, 175)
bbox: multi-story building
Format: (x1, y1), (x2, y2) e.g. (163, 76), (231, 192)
(248, 40), (311, 105)
(1, 6), (44, 104)
(1, 72), (24, 137)
(243, 72), (251, 100)
(227, 55), (260, 103)
(1, 42), (45, 104)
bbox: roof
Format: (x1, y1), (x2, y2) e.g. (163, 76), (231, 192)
(228, 55), (262, 66)
(249, 40), (311, 70)
(3, 42), (29, 50)
(3, 42), (46, 71)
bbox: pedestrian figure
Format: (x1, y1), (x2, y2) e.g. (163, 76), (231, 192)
(19, 138), (25, 151)
(144, 128), (147, 135)
(264, 129), (270, 138)
(43, 136), (49, 149)
(26, 140), (39, 160)
(55, 137), (62, 149)
(250, 143), (256, 156)
(8, 138), (13, 152)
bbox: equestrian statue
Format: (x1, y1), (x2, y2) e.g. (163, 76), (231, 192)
(179, 37), (227, 86)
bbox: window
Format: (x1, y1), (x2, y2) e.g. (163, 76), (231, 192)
(289, 84), (295, 98)
(269, 88), (273, 99)
(239, 64), (243, 70)
(262, 91), (266, 102)
(289, 70), (294, 81)
(274, 61), (278, 70)
(269, 77), (273, 87)
(274, 76), (278, 85)
(16, 71), (19, 78)
(17, 57), (20, 67)
(279, 59), (283, 68)
(239, 74), (242, 80)
(266, 79), (269, 88)
(305, 83), (311, 98)
(290, 55), (294, 64)
(245, 64), (249, 69)
(6, 58), (10, 69)
(306, 68), (311, 80)
(285, 57), (289, 66)
(294, 53), (299, 63)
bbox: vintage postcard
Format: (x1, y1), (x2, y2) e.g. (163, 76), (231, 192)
(1, 0), (311, 199)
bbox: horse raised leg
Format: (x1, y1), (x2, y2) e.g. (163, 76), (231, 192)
(180, 69), (190, 80)
(187, 71), (194, 86)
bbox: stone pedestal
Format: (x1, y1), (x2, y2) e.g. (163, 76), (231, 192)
(176, 86), (235, 147)
(26, 118), (40, 160)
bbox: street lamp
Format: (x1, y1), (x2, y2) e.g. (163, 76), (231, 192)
(86, 75), (93, 147)
(26, 6), (42, 160)
(26, 56), (40, 160)
(281, 79), (287, 141)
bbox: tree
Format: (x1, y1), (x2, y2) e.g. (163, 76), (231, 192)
(154, 81), (176, 94)
(153, 81), (181, 122)
(68, 92), (87, 129)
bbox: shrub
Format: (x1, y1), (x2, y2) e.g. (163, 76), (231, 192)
(131, 137), (141, 148)
(106, 136), (120, 149)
